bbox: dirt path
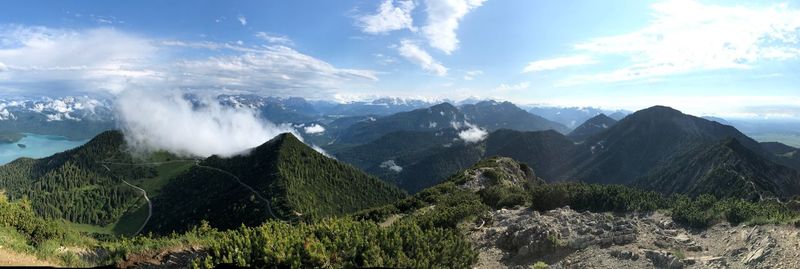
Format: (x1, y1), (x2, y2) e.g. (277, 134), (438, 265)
(194, 164), (280, 220)
(101, 164), (154, 235)
(120, 178), (152, 235)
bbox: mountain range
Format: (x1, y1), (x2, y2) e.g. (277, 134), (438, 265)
(332, 105), (800, 199)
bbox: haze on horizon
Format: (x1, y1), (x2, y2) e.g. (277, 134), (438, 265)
(0, 0), (799, 120)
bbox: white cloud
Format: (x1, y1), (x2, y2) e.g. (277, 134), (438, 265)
(116, 90), (299, 157)
(255, 32), (293, 45)
(380, 160), (403, 172)
(422, 0), (487, 54)
(457, 121), (487, 143)
(357, 0), (417, 34)
(397, 40), (448, 76)
(0, 26), (159, 94)
(463, 70), (482, 80)
(522, 55), (596, 73)
(237, 15), (247, 26)
(493, 81), (529, 91)
(0, 62), (6, 72)
(303, 124), (326, 134)
(560, 0), (800, 85)
(174, 45), (378, 97)
(0, 26), (378, 98)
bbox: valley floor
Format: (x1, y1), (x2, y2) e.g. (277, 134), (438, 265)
(471, 207), (800, 269)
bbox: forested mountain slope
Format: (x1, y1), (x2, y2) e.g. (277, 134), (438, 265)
(145, 133), (405, 234)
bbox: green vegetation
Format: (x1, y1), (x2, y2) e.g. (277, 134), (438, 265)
(0, 131), (147, 226)
(0, 192), (93, 266)
(528, 183), (798, 228)
(196, 218), (476, 269)
(145, 133), (406, 234)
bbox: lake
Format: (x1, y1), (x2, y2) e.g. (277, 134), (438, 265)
(0, 133), (88, 165)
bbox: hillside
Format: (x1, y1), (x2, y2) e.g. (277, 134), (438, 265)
(460, 101), (570, 134)
(145, 133), (406, 234)
(565, 106), (773, 184)
(636, 138), (800, 199)
(0, 131), (145, 226)
(568, 113), (618, 142)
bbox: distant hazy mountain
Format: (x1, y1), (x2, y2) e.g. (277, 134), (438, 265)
(146, 133), (404, 234)
(314, 97), (444, 117)
(336, 103), (467, 144)
(527, 106), (630, 129)
(567, 114), (618, 142)
(460, 101), (570, 134)
(0, 96), (115, 139)
(334, 101), (570, 145)
(218, 95), (319, 123)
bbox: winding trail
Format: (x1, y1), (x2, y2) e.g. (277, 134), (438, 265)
(99, 159), (282, 232)
(193, 163), (280, 220)
(100, 164), (154, 235)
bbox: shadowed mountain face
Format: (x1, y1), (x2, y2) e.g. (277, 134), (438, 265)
(336, 103), (466, 144)
(567, 114), (618, 142)
(564, 106), (770, 185)
(635, 138), (800, 199)
(146, 133), (405, 234)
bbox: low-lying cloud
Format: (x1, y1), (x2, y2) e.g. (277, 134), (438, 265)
(116, 90), (301, 157)
(457, 121), (488, 143)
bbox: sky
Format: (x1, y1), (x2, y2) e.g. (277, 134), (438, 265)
(0, 0), (799, 119)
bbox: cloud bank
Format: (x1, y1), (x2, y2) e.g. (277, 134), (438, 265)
(116, 90), (300, 157)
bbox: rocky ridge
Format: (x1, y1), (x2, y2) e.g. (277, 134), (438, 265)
(470, 207), (800, 269)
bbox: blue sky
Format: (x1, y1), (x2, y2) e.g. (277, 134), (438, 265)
(0, 0), (799, 118)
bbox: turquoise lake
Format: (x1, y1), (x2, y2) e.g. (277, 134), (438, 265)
(0, 134), (88, 165)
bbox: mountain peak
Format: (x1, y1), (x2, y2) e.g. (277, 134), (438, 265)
(567, 113), (618, 142)
(430, 102), (457, 111)
(635, 105), (685, 118)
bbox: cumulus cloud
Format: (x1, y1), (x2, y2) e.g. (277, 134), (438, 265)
(397, 40), (448, 76)
(457, 121), (487, 143)
(555, 0), (800, 85)
(422, 0), (487, 54)
(357, 0), (417, 34)
(522, 55), (596, 73)
(116, 90), (301, 157)
(255, 32), (293, 45)
(303, 124), (326, 134)
(237, 15), (247, 26)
